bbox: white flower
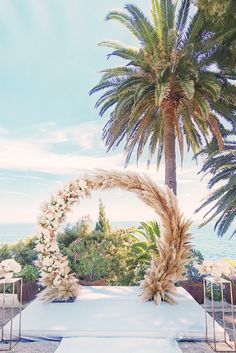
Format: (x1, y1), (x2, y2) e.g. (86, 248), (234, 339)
(48, 221), (59, 231)
(39, 216), (47, 226)
(0, 259), (21, 274)
(56, 197), (65, 206)
(39, 228), (51, 238)
(45, 212), (55, 221)
(35, 243), (45, 253)
(57, 261), (69, 273)
(47, 242), (58, 252)
(42, 257), (54, 267)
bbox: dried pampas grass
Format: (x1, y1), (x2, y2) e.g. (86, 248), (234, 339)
(37, 169), (192, 303)
(38, 275), (79, 303)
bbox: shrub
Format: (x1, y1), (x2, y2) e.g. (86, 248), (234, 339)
(60, 227), (136, 285)
(58, 216), (93, 248)
(13, 238), (37, 267)
(0, 244), (11, 262)
(19, 265), (39, 283)
(57, 226), (80, 248)
(0, 236), (37, 267)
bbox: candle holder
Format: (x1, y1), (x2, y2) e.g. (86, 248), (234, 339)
(204, 276), (236, 352)
(0, 278), (22, 351)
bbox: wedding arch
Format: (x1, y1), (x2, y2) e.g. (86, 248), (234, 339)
(36, 170), (192, 304)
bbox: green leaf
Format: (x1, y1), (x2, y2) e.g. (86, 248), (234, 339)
(179, 79), (195, 99)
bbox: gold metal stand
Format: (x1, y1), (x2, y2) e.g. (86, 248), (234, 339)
(204, 276), (236, 352)
(0, 278), (22, 351)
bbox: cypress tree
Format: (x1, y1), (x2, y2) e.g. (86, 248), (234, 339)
(95, 199), (111, 234)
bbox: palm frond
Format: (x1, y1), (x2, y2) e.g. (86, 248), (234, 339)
(125, 4), (158, 53)
(197, 141), (236, 237)
(105, 10), (142, 41)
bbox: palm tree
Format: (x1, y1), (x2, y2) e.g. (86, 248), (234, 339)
(90, 0), (236, 195)
(128, 221), (160, 266)
(128, 221), (160, 267)
(196, 139), (236, 237)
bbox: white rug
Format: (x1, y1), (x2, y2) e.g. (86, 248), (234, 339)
(54, 337), (182, 353)
(4, 286), (224, 341)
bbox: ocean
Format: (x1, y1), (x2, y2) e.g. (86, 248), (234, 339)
(0, 222), (235, 260)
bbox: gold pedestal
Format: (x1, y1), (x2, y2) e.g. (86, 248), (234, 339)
(204, 276), (236, 352)
(0, 278), (22, 351)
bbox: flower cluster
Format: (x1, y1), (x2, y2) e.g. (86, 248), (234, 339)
(197, 259), (236, 279)
(0, 259), (21, 276)
(36, 178), (90, 301)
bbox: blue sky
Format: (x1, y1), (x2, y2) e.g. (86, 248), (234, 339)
(0, 0), (210, 225)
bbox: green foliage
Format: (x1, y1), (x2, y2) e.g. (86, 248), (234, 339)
(13, 238), (37, 267)
(197, 139), (236, 237)
(95, 199), (111, 234)
(65, 231), (108, 281)
(0, 237), (38, 289)
(127, 221), (160, 268)
(0, 244), (11, 262)
(61, 228), (136, 284)
(19, 265), (39, 283)
(205, 283), (222, 302)
(131, 263), (149, 285)
(73, 249), (109, 282)
(194, 0), (236, 72)
(90, 0), (236, 181)
(57, 216), (93, 248)
(185, 249), (204, 281)
(0, 237), (37, 267)
(191, 249), (204, 264)
(57, 226), (80, 248)
(197, 0), (232, 19)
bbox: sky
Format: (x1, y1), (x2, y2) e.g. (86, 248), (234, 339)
(0, 0), (211, 226)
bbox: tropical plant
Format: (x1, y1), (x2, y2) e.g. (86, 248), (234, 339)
(196, 140), (236, 237)
(184, 249), (204, 281)
(90, 0), (236, 195)
(128, 220), (160, 267)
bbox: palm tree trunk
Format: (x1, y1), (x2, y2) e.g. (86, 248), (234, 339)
(162, 101), (177, 195)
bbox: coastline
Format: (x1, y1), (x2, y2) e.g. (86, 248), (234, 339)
(0, 222), (235, 260)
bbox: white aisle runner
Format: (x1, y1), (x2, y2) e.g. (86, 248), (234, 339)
(54, 337), (183, 353)
(4, 286), (224, 341)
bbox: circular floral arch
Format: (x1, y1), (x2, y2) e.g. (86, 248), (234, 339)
(36, 170), (191, 304)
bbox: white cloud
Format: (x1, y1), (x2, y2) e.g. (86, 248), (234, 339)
(33, 121), (104, 150)
(0, 191), (27, 196)
(0, 137), (123, 174)
(16, 175), (44, 181)
(0, 123), (211, 225)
